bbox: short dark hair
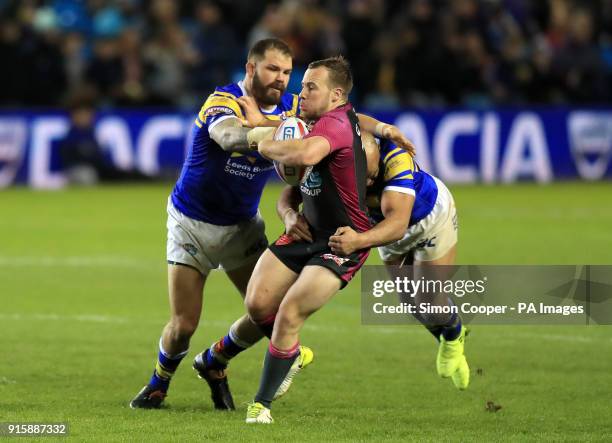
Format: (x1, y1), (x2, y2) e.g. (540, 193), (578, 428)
(308, 56), (353, 96)
(248, 38), (293, 62)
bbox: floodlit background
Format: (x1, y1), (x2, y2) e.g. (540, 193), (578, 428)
(1, 0), (611, 441)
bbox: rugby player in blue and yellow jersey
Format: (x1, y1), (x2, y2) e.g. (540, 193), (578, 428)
(130, 38), (415, 410)
(327, 132), (470, 390)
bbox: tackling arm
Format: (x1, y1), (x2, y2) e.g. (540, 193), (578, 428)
(356, 113), (416, 156)
(329, 191), (413, 255)
(209, 118), (253, 153)
(358, 191), (413, 248)
(210, 118), (275, 153)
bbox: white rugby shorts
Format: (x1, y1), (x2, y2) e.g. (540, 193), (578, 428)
(166, 198), (268, 275)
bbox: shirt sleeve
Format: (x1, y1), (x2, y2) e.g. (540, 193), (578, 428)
(195, 94), (244, 130)
(306, 114), (352, 154)
(383, 146), (416, 196)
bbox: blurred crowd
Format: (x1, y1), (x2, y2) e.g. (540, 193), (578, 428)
(1, 0), (611, 110)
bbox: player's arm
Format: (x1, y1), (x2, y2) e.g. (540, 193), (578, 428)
(276, 184), (302, 219)
(277, 185), (312, 242)
(356, 113), (416, 157)
(209, 117), (252, 153)
(258, 136), (330, 166)
(210, 118), (275, 153)
(329, 191), (413, 255)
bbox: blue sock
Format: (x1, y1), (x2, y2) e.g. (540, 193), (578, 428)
(440, 313), (462, 341)
(148, 339), (188, 392)
(413, 305), (462, 341)
(206, 330), (250, 369)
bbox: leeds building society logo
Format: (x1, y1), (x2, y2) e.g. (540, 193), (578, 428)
(568, 112), (612, 180)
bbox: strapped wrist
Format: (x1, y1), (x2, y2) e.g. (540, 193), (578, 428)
(281, 207), (295, 220)
(374, 122), (387, 138)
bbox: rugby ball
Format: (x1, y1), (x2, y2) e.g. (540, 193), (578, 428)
(273, 117), (312, 186)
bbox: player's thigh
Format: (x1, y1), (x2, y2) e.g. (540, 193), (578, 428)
(414, 243), (456, 266)
(226, 256), (259, 299)
(220, 212), (268, 279)
(414, 180), (458, 263)
(245, 249), (299, 319)
(383, 243), (456, 291)
(276, 265), (342, 326)
(167, 198), (219, 275)
(167, 263), (207, 325)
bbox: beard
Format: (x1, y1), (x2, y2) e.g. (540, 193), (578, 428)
(251, 71), (286, 107)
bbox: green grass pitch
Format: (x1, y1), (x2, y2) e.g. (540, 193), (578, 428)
(1, 182), (611, 441)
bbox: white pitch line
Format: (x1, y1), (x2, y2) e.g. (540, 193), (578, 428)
(497, 331), (606, 344)
(0, 313), (609, 344)
(0, 256), (161, 270)
(0, 313), (234, 328)
(0, 313), (130, 324)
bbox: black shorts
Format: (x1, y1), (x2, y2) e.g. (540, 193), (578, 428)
(268, 234), (369, 288)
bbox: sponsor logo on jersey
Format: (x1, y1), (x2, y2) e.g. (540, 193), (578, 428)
(224, 156), (273, 179)
(300, 171), (322, 196)
(322, 253), (350, 266)
(205, 106), (235, 117)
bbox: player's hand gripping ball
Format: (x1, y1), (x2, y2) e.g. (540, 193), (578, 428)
(273, 117), (313, 186)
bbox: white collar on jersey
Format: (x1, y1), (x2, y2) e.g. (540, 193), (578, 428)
(238, 80), (278, 114)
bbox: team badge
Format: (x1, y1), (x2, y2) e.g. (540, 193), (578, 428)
(182, 243), (198, 256)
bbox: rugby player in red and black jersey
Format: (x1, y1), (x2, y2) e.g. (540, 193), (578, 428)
(243, 56), (370, 424)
